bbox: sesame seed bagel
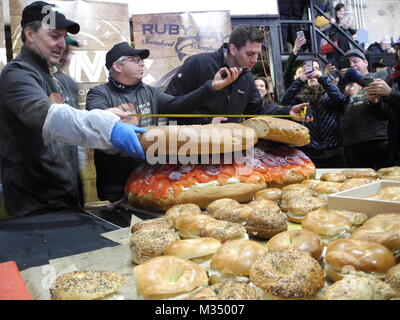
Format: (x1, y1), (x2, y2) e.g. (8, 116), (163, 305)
(131, 217), (174, 233)
(186, 281), (262, 300)
(175, 214), (247, 242)
(50, 271), (125, 300)
(386, 264), (400, 292)
(245, 207), (288, 239)
(323, 276), (398, 300)
(249, 248), (324, 300)
(164, 203), (202, 226)
(131, 228), (180, 265)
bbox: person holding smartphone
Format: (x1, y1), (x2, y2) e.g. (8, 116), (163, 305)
(365, 39), (400, 166)
(280, 59), (348, 168)
(325, 4), (357, 68)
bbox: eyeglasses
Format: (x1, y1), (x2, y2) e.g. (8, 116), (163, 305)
(119, 56), (144, 64)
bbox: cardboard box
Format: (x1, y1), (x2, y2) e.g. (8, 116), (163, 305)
(328, 180), (400, 217)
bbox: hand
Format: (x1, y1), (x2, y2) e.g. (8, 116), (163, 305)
(110, 122), (147, 159)
(293, 34), (307, 55)
(212, 67), (242, 91)
(211, 117), (228, 124)
(326, 63), (337, 76)
(330, 17), (336, 24)
(364, 79), (392, 97)
(311, 70), (323, 79)
(366, 93), (380, 104)
(108, 103), (139, 125)
(289, 103), (313, 122)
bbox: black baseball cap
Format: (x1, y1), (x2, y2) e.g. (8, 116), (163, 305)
(343, 49), (367, 60)
(21, 1), (80, 34)
(105, 42), (150, 70)
(372, 55), (397, 68)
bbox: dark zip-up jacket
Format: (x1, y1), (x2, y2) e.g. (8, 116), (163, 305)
(339, 72), (388, 147)
(281, 75), (347, 153)
(165, 44), (264, 125)
(0, 45), (83, 216)
(369, 74), (400, 165)
(86, 76), (217, 201)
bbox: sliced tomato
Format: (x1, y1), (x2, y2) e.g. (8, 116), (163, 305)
(233, 163), (253, 176)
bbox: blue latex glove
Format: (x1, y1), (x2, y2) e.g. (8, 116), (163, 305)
(342, 68), (365, 86)
(110, 122), (147, 159)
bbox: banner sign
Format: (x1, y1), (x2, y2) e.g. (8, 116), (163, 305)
(132, 11), (231, 87)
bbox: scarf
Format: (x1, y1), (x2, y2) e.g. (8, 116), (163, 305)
(390, 65), (400, 81)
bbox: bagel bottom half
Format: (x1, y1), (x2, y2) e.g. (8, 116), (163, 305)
(128, 181), (267, 211)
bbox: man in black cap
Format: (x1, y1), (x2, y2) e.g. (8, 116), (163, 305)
(0, 2), (151, 217)
(86, 41), (242, 202)
(338, 48), (389, 169)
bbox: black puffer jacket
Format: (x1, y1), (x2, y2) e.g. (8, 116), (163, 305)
(281, 75), (348, 153)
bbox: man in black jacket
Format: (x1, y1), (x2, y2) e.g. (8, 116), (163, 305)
(0, 2), (151, 217)
(166, 25), (309, 126)
(86, 42), (239, 202)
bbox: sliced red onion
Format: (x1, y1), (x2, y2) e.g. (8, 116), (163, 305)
(168, 171), (183, 181)
(178, 164), (195, 174)
(285, 156), (301, 165)
(204, 164), (222, 176)
(261, 154), (277, 167)
(245, 157), (264, 170)
(295, 150), (311, 161)
(275, 156), (287, 166)
(144, 174), (155, 185)
(159, 164), (178, 174)
(254, 147), (267, 159)
(144, 168), (155, 177)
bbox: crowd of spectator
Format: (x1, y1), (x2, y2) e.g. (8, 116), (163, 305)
(249, 0), (400, 170)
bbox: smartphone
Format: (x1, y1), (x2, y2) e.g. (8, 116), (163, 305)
(362, 77), (374, 87)
(296, 31), (305, 39)
(304, 60), (314, 74)
(221, 66), (249, 79)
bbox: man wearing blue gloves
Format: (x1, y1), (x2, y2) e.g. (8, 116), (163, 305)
(0, 2), (148, 217)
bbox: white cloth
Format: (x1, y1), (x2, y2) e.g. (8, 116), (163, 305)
(42, 103), (119, 152)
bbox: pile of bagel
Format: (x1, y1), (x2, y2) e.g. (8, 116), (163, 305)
(127, 180), (400, 300)
(48, 165), (400, 300)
